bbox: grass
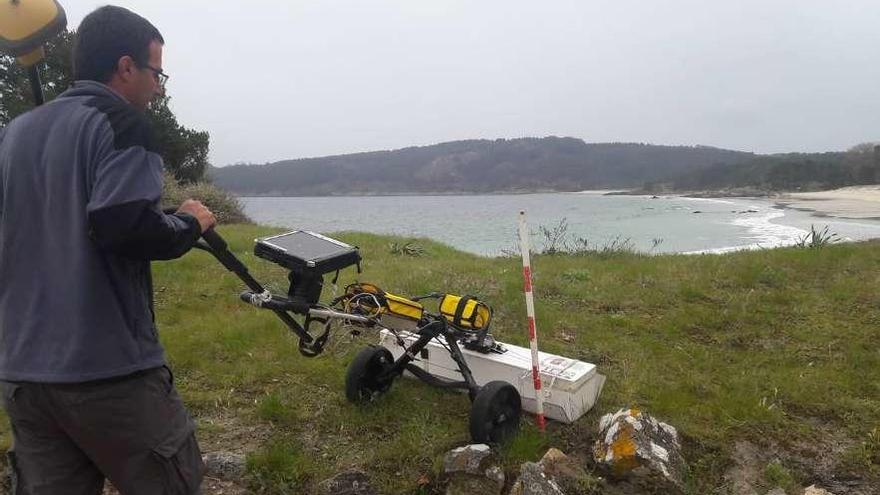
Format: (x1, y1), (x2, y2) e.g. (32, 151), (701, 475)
(1, 223), (879, 493)
(247, 440), (315, 493)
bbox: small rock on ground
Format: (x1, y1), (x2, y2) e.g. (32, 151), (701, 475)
(443, 444), (494, 476)
(509, 462), (565, 495)
(804, 486), (836, 495)
(442, 444), (504, 495)
(317, 469), (375, 495)
(203, 451), (247, 481)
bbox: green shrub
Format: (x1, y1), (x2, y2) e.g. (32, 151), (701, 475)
(561, 268), (591, 282)
(867, 427), (880, 468)
(246, 441), (314, 493)
(539, 218), (638, 257)
(795, 224), (839, 249)
(162, 171), (250, 224)
(389, 241), (426, 257)
(256, 393), (300, 425)
(850, 427), (880, 473)
(762, 460), (799, 494)
(499, 426), (549, 468)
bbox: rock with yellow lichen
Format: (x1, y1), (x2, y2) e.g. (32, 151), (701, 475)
(593, 408), (686, 492)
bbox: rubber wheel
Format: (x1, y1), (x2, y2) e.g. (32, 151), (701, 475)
(345, 346), (395, 403)
(469, 381), (522, 444)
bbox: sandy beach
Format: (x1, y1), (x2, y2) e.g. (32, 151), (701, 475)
(776, 185), (880, 219)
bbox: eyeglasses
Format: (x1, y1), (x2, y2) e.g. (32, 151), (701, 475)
(140, 64), (169, 88)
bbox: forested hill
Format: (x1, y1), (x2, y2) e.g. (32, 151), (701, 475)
(210, 137), (754, 196)
(645, 147), (880, 194)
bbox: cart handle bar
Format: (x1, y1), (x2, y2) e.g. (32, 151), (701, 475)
(239, 290), (376, 325)
(194, 228), (322, 354)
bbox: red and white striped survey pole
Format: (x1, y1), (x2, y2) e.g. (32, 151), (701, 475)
(518, 211), (546, 431)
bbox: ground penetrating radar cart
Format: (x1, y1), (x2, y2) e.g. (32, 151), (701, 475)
(199, 229), (523, 442)
(199, 229), (603, 442)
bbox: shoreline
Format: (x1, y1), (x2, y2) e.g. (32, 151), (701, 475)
(623, 186), (880, 222)
(772, 185), (880, 220)
(240, 189), (880, 258)
(237, 186), (880, 221)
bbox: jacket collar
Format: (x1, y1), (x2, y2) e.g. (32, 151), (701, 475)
(60, 80), (131, 105)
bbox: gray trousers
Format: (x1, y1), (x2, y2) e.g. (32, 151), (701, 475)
(1, 366), (204, 495)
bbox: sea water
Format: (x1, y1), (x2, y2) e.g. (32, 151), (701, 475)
(240, 192), (880, 256)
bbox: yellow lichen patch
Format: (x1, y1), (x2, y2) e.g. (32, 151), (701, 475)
(630, 407), (641, 417)
(610, 424), (641, 474)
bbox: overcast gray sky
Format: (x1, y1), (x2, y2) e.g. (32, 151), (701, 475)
(62, 0), (880, 166)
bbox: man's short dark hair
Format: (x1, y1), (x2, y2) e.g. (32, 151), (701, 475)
(74, 6), (164, 83)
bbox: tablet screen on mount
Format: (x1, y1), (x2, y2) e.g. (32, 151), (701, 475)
(255, 231), (360, 271)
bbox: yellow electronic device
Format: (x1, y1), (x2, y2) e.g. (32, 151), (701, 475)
(0, 0), (67, 63)
(0, 0), (67, 104)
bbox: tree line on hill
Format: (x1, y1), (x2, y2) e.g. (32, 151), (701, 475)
(645, 144), (880, 194)
(212, 137), (880, 196)
(210, 138), (757, 195)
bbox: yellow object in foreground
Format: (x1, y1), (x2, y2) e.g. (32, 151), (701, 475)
(439, 294), (492, 330)
(341, 282), (492, 330)
(341, 282), (424, 322)
(382, 293), (424, 321)
(0, 0), (66, 56)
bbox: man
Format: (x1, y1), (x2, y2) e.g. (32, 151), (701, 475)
(0, 6), (213, 493)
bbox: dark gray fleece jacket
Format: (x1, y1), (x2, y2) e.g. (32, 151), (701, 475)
(0, 81), (201, 382)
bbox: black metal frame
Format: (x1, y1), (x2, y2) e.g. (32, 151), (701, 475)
(197, 229), (493, 399)
(380, 316), (483, 400)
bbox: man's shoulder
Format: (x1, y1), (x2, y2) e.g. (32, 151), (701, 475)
(81, 94), (157, 152)
(2, 88), (156, 153)
(4, 91), (115, 138)
(1, 97), (79, 144)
